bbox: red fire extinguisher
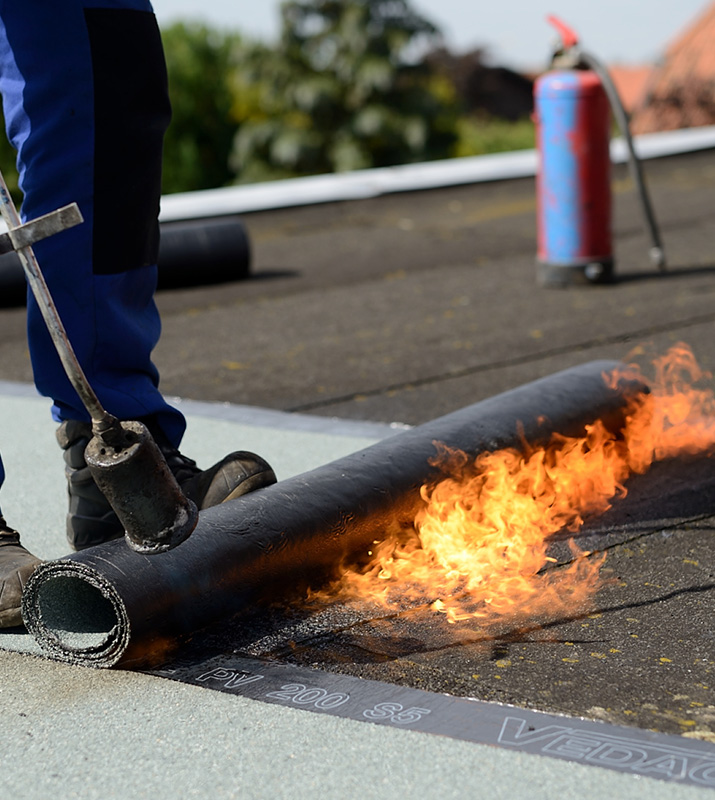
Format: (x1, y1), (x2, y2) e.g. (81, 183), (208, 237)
(534, 15), (665, 287)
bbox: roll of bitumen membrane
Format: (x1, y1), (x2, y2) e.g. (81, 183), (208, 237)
(22, 361), (646, 669)
(156, 216), (251, 289)
(0, 216), (251, 306)
(0, 250), (26, 306)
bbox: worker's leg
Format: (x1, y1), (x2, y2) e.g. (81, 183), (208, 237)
(0, 2), (276, 606)
(0, 0), (186, 446)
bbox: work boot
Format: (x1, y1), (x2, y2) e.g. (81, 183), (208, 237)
(57, 420), (277, 551)
(0, 517), (42, 628)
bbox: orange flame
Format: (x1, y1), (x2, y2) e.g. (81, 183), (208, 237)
(318, 343), (715, 628)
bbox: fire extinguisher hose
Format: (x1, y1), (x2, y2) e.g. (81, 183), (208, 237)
(578, 50), (666, 271)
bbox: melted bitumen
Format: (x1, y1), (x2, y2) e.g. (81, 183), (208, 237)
(147, 453), (715, 753)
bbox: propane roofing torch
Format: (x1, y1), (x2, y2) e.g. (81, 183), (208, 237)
(0, 171), (197, 555)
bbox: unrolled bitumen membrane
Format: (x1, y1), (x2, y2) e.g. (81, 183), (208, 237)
(22, 360), (646, 669)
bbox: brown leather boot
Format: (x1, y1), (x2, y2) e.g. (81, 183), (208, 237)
(0, 517), (42, 628)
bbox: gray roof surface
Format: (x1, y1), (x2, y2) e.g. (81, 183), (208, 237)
(0, 388), (712, 799)
(1, 143), (715, 797)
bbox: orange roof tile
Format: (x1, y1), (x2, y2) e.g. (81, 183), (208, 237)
(630, 1), (715, 133)
(608, 64), (654, 112)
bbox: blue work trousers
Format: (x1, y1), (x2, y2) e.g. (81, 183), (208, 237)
(0, 0), (185, 490)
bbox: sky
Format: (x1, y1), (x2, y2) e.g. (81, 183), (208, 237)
(149, 0), (710, 71)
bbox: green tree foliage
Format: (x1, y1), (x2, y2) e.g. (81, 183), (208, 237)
(161, 22), (241, 193)
(230, 0), (458, 182)
(453, 115), (535, 158)
(0, 111), (24, 205)
(0, 8), (538, 203)
(427, 47), (535, 158)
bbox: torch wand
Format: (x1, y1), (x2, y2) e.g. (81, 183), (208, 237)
(0, 170), (197, 554)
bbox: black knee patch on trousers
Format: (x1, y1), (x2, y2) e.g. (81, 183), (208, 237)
(84, 8), (171, 275)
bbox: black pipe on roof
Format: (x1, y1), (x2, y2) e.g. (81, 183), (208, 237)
(0, 215), (251, 305)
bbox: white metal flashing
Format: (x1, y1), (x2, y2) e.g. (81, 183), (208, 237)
(159, 125), (715, 222)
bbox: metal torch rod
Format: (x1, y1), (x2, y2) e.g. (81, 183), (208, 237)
(0, 171), (121, 441)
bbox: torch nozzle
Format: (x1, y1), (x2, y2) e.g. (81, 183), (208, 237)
(91, 415), (127, 451)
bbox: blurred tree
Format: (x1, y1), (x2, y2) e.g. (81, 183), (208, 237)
(230, 0), (458, 182)
(426, 47), (535, 158)
(428, 47), (533, 121)
(161, 22), (241, 193)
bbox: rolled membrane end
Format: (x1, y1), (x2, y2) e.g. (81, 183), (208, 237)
(22, 561), (129, 668)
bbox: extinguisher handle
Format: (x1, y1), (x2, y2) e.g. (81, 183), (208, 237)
(546, 14), (580, 50)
